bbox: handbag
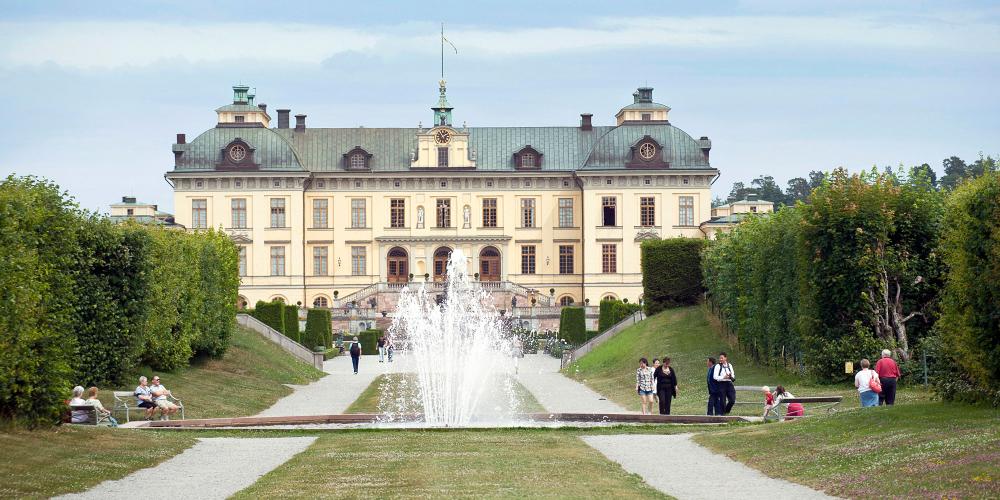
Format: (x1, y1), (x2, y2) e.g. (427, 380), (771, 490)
(868, 371), (882, 394)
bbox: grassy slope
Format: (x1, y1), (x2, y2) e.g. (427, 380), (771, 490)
(99, 325), (325, 419)
(346, 374), (546, 414)
(695, 403), (1000, 498)
(564, 305), (930, 414)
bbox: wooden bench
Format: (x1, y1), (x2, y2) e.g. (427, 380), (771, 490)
(765, 396), (843, 420)
(112, 391), (185, 422)
(68, 404), (99, 425)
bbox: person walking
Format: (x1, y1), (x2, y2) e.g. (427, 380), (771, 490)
(874, 349), (900, 405)
(855, 358), (880, 407)
(706, 357), (719, 416)
(635, 358), (655, 415)
(377, 335), (387, 363)
(349, 336), (362, 374)
(653, 357), (678, 415)
(713, 352), (737, 415)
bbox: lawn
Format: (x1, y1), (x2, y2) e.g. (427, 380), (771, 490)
(563, 305), (931, 414)
(346, 374), (546, 414)
(695, 402), (1000, 498)
(0, 426), (195, 498)
(98, 325), (325, 420)
(233, 429), (669, 499)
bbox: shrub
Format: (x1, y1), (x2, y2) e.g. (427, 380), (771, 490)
(252, 300), (284, 333)
(303, 309), (333, 351)
(558, 307), (587, 344)
(283, 305), (301, 343)
(598, 299), (641, 332)
(641, 238), (706, 314)
(191, 229), (239, 357)
(356, 329), (382, 354)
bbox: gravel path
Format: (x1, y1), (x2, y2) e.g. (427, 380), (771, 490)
(582, 434), (836, 499)
(257, 354), (388, 416)
(57, 437), (316, 500)
(517, 354), (626, 414)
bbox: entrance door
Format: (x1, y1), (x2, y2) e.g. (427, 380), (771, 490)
(387, 247), (408, 283)
(479, 246), (501, 281)
(433, 247), (451, 282)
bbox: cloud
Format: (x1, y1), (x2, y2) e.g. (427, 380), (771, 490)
(0, 14), (997, 70)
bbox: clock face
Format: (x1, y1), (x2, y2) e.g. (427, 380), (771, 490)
(638, 142), (656, 160)
(434, 129), (451, 145)
(229, 144), (247, 162)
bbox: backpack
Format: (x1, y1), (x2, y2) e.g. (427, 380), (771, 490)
(350, 342), (360, 356)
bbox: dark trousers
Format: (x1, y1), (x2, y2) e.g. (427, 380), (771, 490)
(657, 386), (673, 415)
(718, 382), (736, 415)
(879, 377), (897, 405)
(351, 355), (360, 373)
(707, 391), (718, 415)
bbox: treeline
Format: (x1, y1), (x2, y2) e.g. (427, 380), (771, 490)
(0, 176), (239, 426)
(703, 167), (1000, 404)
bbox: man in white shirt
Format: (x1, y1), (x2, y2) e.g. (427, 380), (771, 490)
(149, 376), (179, 421)
(713, 352), (737, 415)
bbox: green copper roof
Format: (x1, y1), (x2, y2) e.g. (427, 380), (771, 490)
(215, 104), (267, 113)
(173, 127), (303, 171)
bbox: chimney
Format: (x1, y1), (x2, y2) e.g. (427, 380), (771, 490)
(698, 136), (712, 160)
(257, 103), (267, 113)
(580, 113), (593, 131)
(295, 114), (306, 132)
(277, 109), (290, 129)
(123, 196), (136, 204)
(176, 133), (186, 144)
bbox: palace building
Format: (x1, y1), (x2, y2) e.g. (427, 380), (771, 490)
(166, 83), (718, 317)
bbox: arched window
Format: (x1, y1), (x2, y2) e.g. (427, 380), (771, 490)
(270, 295), (287, 303)
(601, 293), (618, 302)
(342, 146), (372, 170)
(559, 295), (574, 306)
(313, 296), (329, 308)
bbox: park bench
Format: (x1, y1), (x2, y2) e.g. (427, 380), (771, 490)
(68, 404), (100, 425)
(765, 396), (843, 420)
(112, 391), (185, 422)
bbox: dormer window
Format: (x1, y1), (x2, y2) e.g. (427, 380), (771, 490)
(350, 154), (365, 169)
(342, 146), (372, 170)
(522, 153), (535, 168)
(514, 145), (543, 170)
(234, 115), (245, 123)
(627, 135), (669, 168)
(641, 113), (651, 121)
(218, 138), (258, 170)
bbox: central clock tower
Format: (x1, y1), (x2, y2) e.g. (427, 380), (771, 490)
(411, 80), (476, 169)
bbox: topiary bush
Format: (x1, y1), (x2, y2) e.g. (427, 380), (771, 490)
(251, 300), (285, 334)
(558, 307), (587, 344)
(283, 304), (301, 343)
(641, 238), (706, 314)
(303, 309), (333, 351)
(356, 329), (382, 354)
(598, 298), (641, 332)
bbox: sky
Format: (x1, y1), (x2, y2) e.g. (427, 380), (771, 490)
(1, 0), (998, 212)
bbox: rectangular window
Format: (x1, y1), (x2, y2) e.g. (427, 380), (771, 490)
(436, 198), (451, 228)
(640, 196), (656, 227)
(437, 147), (449, 167)
(191, 199), (207, 229)
(641, 113), (652, 121)
(558, 198), (574, 227)
(482, 198), (497, 227)
(521, 198), (535, 228)
(270, 198), (286, 228)
(312, 199), (328, 228)
(238, 246), (247, 276)
(522, 153), (535, 168)
(679, 196), (695, 226)
(521, 246), (536, 274)
(602, 244), (617, 273)
(234, 115), (245, 123)
(602, 196), (617, 226)
(231, 198), (247, 229)
(313, 246), (328, 276)
(270, 246), (285, 276)
(351, 199), (366, 228)
(559, 245), (574, 274)
(351, 246), (366, 276)
(390, 198), (406, 228)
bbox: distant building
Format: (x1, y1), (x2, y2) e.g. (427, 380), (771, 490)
(109, 196), (182, 227)
(701, 196), (774, 239)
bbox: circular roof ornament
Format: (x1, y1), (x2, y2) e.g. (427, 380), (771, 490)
(638, 142), (656, 160)
(229, 144), (247, 162)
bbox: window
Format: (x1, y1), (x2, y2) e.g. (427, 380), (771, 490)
(602, 196), (617, 226)
(522, 153), (535, 168)
(238, 246), (247, 276)
(355, 180), (362, 188)
(559, 296), (574, 306)
(606, 178), (613, 185)
(521, 246), (536, 274)
(351, 246), (366, 276)
(273, 179), (281, 187)
(558, 198), (573, 227)
(394, 180), (401, 188)
(350, 153), (365, 169)
(313, 296), (329, 308)
(640, 197), (656, 227)
(486, 180), (494, 188)
(234, 115), (245, 123)
(192, 199), (207, 229)
(235, 180), (242, 188)
(750, 205), (758, 213)
(390, 198), (406, 228)
(351, 199), (366, 228)
(437, 147), (449, 167)
(270, 246), (285, 276)
(313, 246), (328, 276)
(127, 208), (134, 216)
(679, 196), (695, 226)
(602, 244), (617, 273)
(559, 245), (574, 274)
(521, 198), (535, 228)
(312, 199), (328, 228)
(482, 198), (497, 227)
(436, 198), (451, 227)
(641, 113), (651, 121)
(270, 198), (286, 227)
(231, 198), (247, 228)
(644, 178), (651, 185)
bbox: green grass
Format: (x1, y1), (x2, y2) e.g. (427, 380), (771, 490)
(695, 402), (1000, 498)
(563, 305), (931, 414)
(346, 374), (546, 414)
(0, 426), (195, 498)
(99, 325), (325, 419)
(233, 429), (669, 499)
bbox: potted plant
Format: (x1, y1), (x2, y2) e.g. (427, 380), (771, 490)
(549, 288), (555, 296)
(585, 298), (590, 305)
(623, 298), (629, 304)
(424, 273), (430, 281)
(333, 290), (339, 299)
(408, 273), (414, 281)
(474, 272), (480, 280)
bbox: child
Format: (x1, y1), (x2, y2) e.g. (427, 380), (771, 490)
(762, 385), (775, 418)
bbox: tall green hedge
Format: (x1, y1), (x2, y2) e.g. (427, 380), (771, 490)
(252, 300), (284, 333)
(641, 238), (706, 314)
(598, 298), (641, 332)
(558, 307), (587, 344)
(303, 309), (332, 351)
(283, 305), (301, 343)
(356, 329), (382, 354)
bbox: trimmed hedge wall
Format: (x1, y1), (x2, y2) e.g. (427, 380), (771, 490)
(558, 307), (587, 344)
(303, 309), (332, 351)
(252, 301), (284, 333)
(641, 238), (706, 314)
(598, 298), (641, 332)
(283, 305), (301, 343)
(356, 329), (382, 354)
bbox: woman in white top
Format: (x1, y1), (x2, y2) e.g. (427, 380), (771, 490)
(69, 386), (89, 423)
(854, 358), (880, 408)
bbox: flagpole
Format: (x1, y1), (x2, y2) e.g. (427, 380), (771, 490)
(441, 22), (445, 80)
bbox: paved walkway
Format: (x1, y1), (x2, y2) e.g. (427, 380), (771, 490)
(257, 354), (390, 416)
(57, 437), (316, 500)
(516, 354), (626, 414)
(582, 434), (836, 500)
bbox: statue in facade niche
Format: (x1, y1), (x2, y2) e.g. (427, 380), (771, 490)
(463, 205), (471, 228)
(417, 206), (425, 228)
